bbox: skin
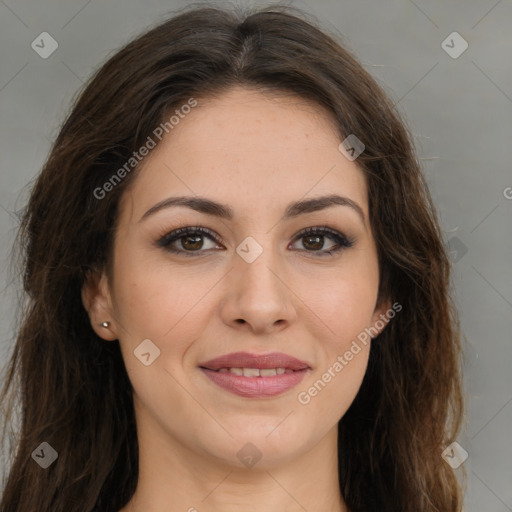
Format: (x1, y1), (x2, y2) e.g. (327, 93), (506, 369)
(82, 86), (391, 512)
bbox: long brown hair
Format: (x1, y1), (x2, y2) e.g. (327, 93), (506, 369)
(0, 4), (465, 511)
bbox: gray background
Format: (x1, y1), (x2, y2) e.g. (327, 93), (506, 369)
(1, 0), (511, 509)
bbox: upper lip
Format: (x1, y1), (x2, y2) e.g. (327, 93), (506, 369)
(199, 351), (311, 371)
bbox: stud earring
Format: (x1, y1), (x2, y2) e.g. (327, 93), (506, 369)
(100, 321), (110, 328)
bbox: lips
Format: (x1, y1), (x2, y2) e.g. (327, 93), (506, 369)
(198, 351), (311, 398)
(199, 351), (311, 371)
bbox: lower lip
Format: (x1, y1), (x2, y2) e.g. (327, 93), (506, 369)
(200, 368), (309, 398)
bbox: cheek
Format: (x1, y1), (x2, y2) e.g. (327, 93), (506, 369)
(111, 255), (211, 415)
(302, 259), (380, 340)
(294, 256), (377, 415)
(111, 242), (209, 336)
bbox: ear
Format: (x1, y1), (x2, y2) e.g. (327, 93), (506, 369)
(370, 294), (393, 339)
(81, 269), (118, 341)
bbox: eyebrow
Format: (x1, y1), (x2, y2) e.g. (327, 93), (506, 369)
(139, 193), (366, 226)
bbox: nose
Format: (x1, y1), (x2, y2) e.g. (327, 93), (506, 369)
(219, 242), (297, 335)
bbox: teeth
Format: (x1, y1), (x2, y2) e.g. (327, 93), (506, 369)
(215, 367), (291, 377)
(243, 368), (260, 377)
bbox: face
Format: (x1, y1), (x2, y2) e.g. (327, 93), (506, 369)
(83, 86), (390, 470)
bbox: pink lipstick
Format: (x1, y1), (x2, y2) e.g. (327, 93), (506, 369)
(199, 351), (311, 398)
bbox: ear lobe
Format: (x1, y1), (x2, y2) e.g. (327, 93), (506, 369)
(371, 296), (393, 338)
(81, 269), (117, 341)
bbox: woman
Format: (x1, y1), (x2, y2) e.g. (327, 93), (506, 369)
(0, 4), (465, 511)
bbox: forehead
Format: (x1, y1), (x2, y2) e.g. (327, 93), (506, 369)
(167, 86), (342, 154)
(120, 86), (368, 224)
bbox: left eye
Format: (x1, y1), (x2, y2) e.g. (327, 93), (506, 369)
(157, 226), (354, 257)
(291, 226), (354, 255)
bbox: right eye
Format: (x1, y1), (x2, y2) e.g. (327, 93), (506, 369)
(157, 226), (224, 256)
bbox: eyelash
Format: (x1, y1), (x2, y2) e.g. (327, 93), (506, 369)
(156, 225), (355, 258)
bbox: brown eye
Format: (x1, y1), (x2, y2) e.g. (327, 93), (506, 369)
(291, 226), (355, 256)
(302, 233), (325, 251)
(181, 234), (204, 251)
(157, 226), (222, 256)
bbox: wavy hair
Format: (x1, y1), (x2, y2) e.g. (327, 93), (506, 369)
(0, 4), (465, 511)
